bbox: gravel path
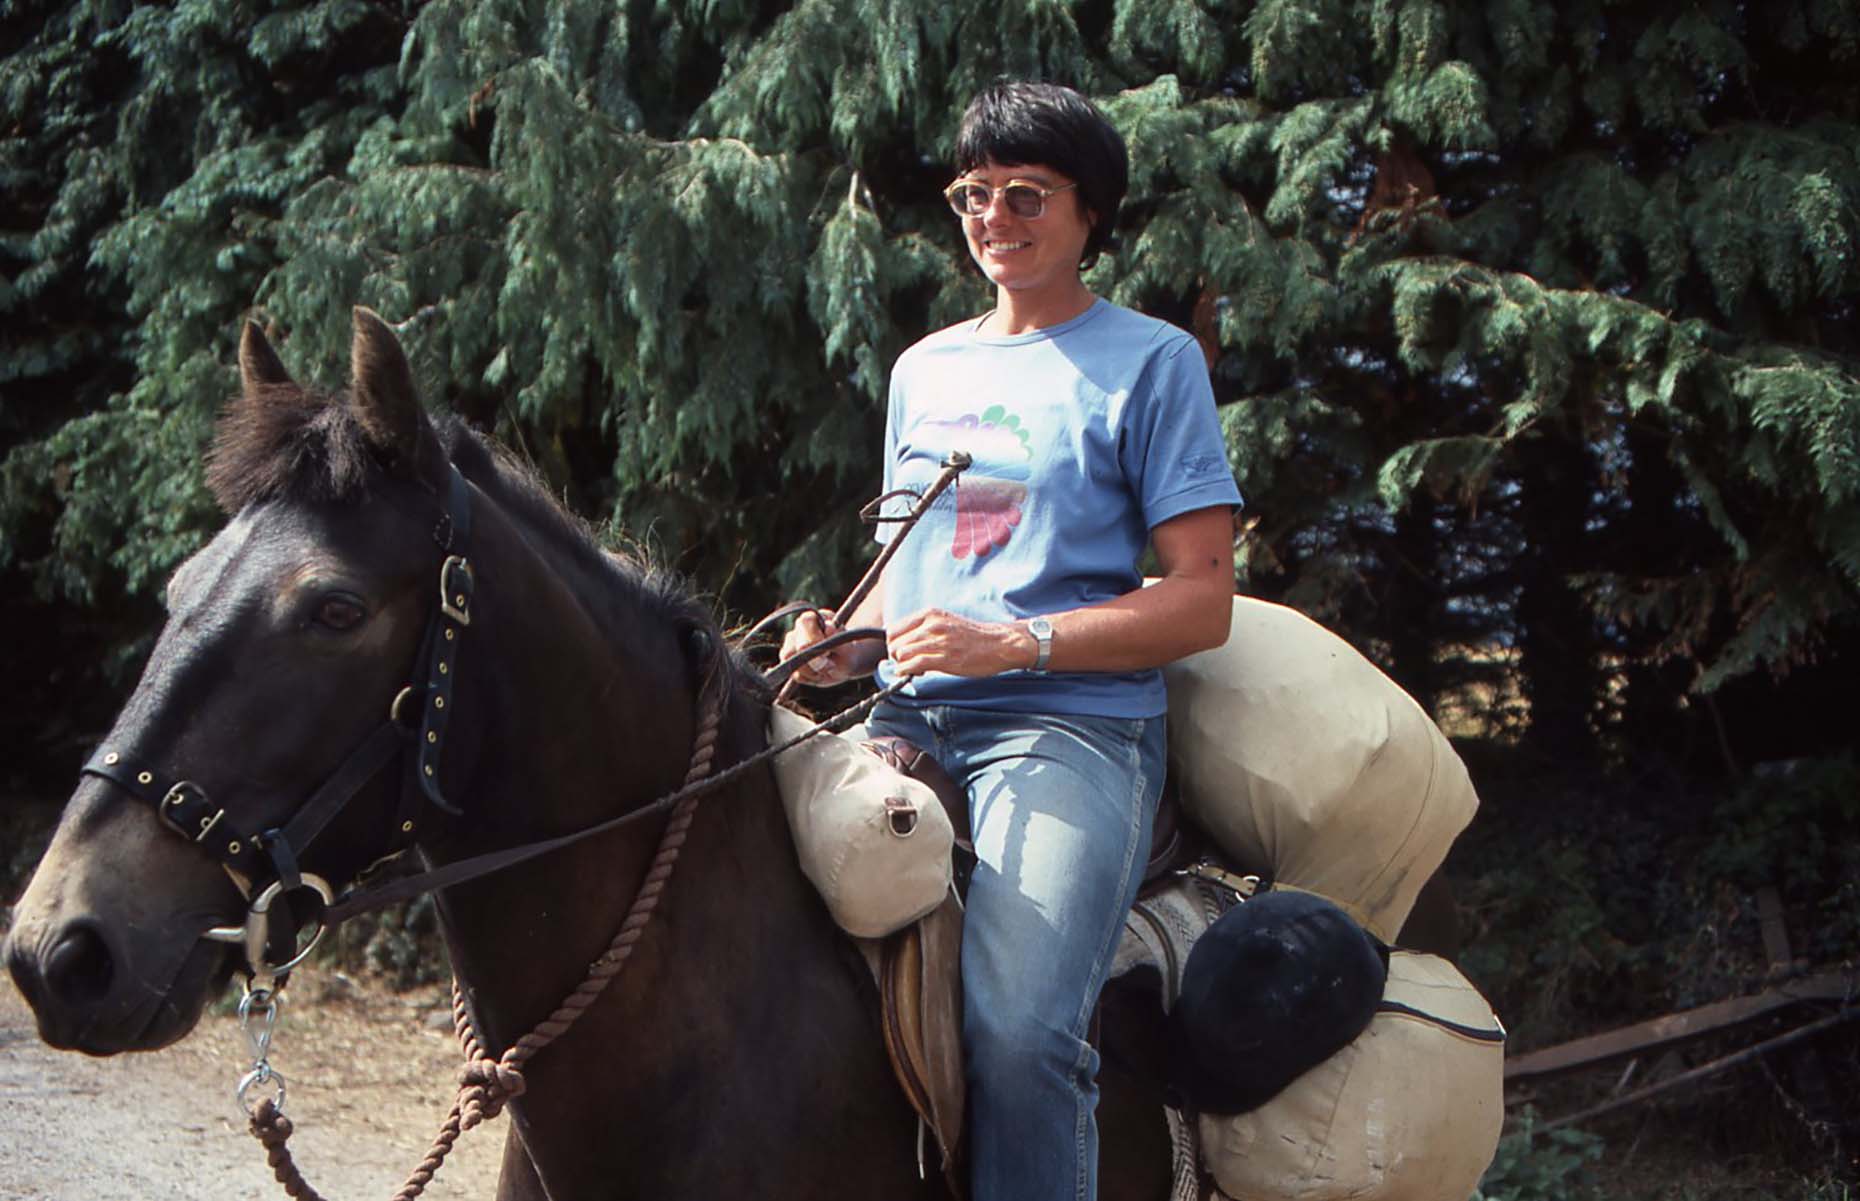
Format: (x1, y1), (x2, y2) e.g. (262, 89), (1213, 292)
(0, 971), (504, 1200)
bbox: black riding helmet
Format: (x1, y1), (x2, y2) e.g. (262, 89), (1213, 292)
(1168, 889), (1388, 1114)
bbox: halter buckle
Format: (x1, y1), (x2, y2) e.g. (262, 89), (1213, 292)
(159, 781), (224, 844)
(439, 555), (474, 626)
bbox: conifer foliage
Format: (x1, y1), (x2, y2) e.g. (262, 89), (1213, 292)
(3, 0), (1858, 778)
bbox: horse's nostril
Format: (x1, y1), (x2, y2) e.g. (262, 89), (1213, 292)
(43, 924), (115, 1006)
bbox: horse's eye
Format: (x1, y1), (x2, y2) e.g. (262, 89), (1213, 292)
(315, 597), (367, 631)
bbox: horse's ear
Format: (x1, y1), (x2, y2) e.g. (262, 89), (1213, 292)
(239, 320), (293, 394)
(349, 306), (441, 482)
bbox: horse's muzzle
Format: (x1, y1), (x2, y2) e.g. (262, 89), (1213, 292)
(32, 920), (114, 1007)
(6, 917), (125, 1051)
(5, 910), (232, 1054)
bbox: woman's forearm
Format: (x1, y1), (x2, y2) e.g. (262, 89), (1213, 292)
(883, 505), (1236, 678)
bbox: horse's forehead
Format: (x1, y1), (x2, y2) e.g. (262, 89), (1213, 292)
(167, 510), (268, 610)
(166, 503), (387, 612)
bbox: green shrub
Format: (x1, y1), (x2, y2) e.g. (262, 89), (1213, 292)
(1473, 1110), (1605, 1201)
(1700, 754), (1860, 967)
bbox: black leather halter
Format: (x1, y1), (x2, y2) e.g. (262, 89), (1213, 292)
(78, 464), (477, 980)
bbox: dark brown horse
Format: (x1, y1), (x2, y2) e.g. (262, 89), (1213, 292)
(3, 309), (1173, 1199)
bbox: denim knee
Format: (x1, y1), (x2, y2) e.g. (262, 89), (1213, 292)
(966, 997), (1089, 1086)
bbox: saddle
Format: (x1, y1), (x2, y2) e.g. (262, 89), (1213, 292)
(856, 737), (1201, 1197)
(859, 892), (967, 1192)
(857, 739), (967, 1192)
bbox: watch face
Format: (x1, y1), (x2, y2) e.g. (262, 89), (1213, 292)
(1030, 617), (1053, 636)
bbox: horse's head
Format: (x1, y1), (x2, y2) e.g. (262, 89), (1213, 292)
(5, 309), (476, 1053)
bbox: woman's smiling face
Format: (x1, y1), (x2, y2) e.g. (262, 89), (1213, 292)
(955, 160), (1095, 301)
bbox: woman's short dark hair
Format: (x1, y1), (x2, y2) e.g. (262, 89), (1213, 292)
(954, 80), (1129, 270)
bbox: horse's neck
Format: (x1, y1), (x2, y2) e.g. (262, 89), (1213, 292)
(435, 684), (787, 1019)
(436, 694), (908, 1194)
(427, 490), (735, 1025)
(449, 484), (701, 833)
(420, 495), (923, 1194)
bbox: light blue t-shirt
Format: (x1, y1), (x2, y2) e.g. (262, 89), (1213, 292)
(875, 298), (1243, 718)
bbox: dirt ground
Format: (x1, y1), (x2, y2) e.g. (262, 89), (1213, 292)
(0, 969), (503, 1201)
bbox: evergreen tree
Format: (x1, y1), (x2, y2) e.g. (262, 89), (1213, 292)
(4, 0), (1858, 788)
(0, 0), (414, 782)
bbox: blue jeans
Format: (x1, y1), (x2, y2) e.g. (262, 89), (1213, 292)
(865, 702), (1165, 1201)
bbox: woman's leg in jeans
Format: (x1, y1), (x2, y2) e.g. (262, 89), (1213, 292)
(947, 709), (1164, 1201)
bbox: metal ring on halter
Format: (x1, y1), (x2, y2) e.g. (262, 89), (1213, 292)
(201, 875), (336, 980)
(390, 684), (422, 729)
(244, 874), (335, 981)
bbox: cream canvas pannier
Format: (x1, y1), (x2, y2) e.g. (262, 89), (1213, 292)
(1160, 595), (1479, 943)
(768, 705), (954, 939)
(1201, 950), (1506, 1201)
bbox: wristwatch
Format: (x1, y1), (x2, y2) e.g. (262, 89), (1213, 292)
(1026, 616), (1054, 672)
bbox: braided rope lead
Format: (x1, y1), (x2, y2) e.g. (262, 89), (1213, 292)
(249, 1100), (327, 1201)
(247, 692), (725, 1201)
(394, 699), (721, 1199)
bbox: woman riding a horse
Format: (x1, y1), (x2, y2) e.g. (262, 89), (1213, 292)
(781, 80), (1242, 1201)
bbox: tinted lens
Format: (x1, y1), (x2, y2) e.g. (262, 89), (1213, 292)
(948, 182), (990, 215)
(1002, 183), (1046, 219)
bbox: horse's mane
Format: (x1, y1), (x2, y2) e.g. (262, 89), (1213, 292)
(205, 383), (767, 705)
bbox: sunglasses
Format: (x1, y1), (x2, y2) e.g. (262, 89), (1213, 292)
(943, 178), (1078, 220)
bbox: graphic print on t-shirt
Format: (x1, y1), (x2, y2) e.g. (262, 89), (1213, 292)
(920, 405), (1034, 559)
